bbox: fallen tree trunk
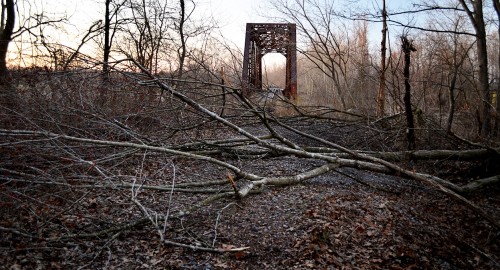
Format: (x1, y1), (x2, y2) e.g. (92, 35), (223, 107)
(3, 59), (499, 244)
(2, 126), (499, 231)
(237, 163), (339, 198)
(361, 148), (500, 161)
(461, 174), (500, 193)
(270, 119), (500, 230)
(304, 147), (500, 161)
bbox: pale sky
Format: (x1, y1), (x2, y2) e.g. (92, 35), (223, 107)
(28, 0), (271, 49)
(13, 0), (419, 68)
(29, 0), (413, 45)
(204, 0), (269, 44)
(14, 0), (280, 66)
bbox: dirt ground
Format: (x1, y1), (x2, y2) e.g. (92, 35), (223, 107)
(1, 118), (499, 269)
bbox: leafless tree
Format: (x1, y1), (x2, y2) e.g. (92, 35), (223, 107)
(267, 0), (356, 110)
(457, 0), (492, 136)
(117, 0), (172, 73)
(434, 17), (475, 133)
(0, 0), (14, 109)
(1, 0), (65, 106)
(1, 1), (500, 268)
(0, 0), (14, 79)
(103, 0), (127, 78)
(401, 35), (417, 150)
(177, 0), (186, 77)
(378, 0), (388, 117)
(63, 21), (102, 71)
(116, 0), (209, 76)
(404, 11), (475, 134)
(493, 0), (500, 135)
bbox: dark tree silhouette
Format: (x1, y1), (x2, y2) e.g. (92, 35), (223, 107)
(402, 35), (417, 150)
(493, 0), (500, 136)
(103, 0), (112, 77)
(458, 0), (491, 136)
(177, 0), (186, 78)
(0, 0), (14, 79)
(377, 0), (387, 117)
(0, 0), (16, 108)
(103, 0), (126, 78)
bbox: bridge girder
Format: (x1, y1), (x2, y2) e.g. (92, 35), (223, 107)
(242, 23), (297, 100)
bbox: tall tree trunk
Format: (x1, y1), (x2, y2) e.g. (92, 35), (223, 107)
(103, 0), (111, 80)
(0, 0), (16, 110)
(446, 25), (474, 134)
(476, 17), (491, 137)
(0, 0), (14, 78)
(219, 66), (226, 117)
(177, 0), (186, 78)
(377, 0), (387, 117)
(459, 0), (491, 137)
(330, 67), (347, 110)
(447, 71), (458, 133)
(402, 36), (416, 150)
(493, 0), (500, 136)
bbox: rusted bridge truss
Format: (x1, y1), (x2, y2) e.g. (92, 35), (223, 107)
(242, 23), (297, 99)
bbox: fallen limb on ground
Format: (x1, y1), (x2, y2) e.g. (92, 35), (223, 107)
(1, 127), (499, 231)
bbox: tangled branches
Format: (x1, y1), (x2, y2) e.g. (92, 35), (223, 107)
(0, 62), (499, 268)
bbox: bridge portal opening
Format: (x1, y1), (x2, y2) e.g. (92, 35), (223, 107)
(262, 53), (286, 89)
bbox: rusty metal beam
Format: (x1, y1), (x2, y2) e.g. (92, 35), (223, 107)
(242, 23), (297, 100)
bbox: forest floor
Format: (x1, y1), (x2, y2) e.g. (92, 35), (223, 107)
(1, 117), (500, 269)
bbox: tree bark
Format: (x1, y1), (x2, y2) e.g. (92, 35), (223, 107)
(177, 0), (186, 78)
(402, 36), (416, 150)
(461, 174), (500, 193)
(447, 72), (457, 133)
(0, 0), (15, 78)
(0, 0), (16, 109)
(493, 0), (500, 136)
(103, 0), (111, 79)
(377, 0), (387, 117)
(306, 147), (500, 162)
(458, 0), (491, 137)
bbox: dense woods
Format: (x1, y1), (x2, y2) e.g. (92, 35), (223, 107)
(1, 0), (499, 268)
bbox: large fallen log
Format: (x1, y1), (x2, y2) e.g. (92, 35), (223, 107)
(304, 146), (500, 161)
